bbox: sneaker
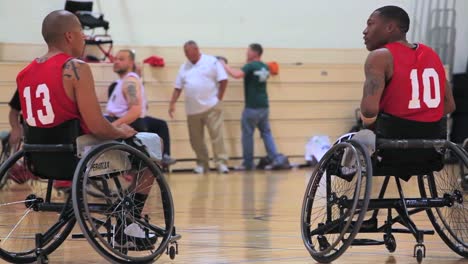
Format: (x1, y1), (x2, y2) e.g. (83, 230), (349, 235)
(113, 223), (158, 251)
(217, 164), (229, 174)
(162, 154), (177, 166)
(193, 166), (205, 174)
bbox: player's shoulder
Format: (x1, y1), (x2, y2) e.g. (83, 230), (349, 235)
(366, 48), (393, 64)
(62, 58), (89, 72)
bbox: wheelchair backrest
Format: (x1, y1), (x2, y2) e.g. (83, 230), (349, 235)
(23, 119), (82, 180)
(374, 113), (446, 179)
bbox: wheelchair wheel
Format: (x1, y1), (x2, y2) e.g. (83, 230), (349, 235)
(418, 143), (468, 258)
(301, 140), (373, 263)
(73, 142), (175, 264)
(0, 139), (12, 189)
(0, 150), (75, 263)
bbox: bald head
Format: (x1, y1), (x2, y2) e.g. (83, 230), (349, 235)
(42, 10), (82, 45)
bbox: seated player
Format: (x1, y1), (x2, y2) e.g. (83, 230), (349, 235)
(338, 6), (456, 177)
(15, 10), (156, 249)
(108, 82), (177, 166)
(105, 49), (147, 132)
(358, 5), (455, 139)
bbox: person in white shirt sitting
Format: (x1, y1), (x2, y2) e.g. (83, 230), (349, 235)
(169, 40), (229, 174)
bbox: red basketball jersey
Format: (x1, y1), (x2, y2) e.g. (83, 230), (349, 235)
(379, 42), (446, 122)
(16, 53), (90, 133)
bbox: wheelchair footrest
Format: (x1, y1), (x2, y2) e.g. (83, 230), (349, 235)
(351, 239), (385, 246)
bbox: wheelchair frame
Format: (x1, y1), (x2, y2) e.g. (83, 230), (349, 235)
(302, 138), (468, 263)
(0, 140), (181, 263)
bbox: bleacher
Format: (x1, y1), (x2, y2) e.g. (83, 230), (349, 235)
(0, 43), (369, 170)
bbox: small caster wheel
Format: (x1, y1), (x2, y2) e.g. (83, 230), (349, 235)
(384, 234), (396, 253)
(416, 248), (423, 263)
(169, 246), (176, 260)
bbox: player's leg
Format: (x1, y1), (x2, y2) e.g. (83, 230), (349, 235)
(187, 113), (209, 173)
(257, 108), (279, 162)
(241, 108), (257, 170)
(206, 103), (229, 173)
(143, 116), (176, 165)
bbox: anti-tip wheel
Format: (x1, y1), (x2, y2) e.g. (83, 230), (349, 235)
(169, 246), (176, 260)
(416, 248), (423, 263)
(384, 234), (396, 253)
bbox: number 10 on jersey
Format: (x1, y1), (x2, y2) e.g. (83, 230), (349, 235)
(408, 68), (441, 109)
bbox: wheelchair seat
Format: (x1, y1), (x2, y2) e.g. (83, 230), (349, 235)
(23, 119), (82, 181)
(373, 113), (446, 180)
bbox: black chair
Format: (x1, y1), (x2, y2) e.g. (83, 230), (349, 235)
(301, 113), (468, 263)
(65, 0), (113, 62)
(0, 119), (180, 263)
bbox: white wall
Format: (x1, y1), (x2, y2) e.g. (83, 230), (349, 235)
(0, 0), (466, 71)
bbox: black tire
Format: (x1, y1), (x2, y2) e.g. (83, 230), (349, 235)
(301, 140), (373, 263)
(384, 234), (396, 253)
(0, 150), (75, 263)
(72, 142), (175, 264)
(0, 139), (12, 189)
(418, 142), (468, 258)
(416, 248), (423, 263)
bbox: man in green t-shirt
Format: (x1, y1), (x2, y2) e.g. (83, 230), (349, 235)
(222, 43), (279, 170)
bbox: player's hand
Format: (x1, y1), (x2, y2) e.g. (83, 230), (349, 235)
(168, 103), (176, 119)
(117, 124), (137, 139)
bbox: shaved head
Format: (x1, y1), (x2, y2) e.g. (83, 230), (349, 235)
(42, 10), (82, 45)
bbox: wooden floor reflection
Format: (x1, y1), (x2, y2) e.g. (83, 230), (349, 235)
(1, 169), (466, 263)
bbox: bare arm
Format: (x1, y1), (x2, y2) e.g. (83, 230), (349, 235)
(168, 89), (182, 119)
(8, 108), (22, 146)
(360, 49), (391, 126)
(63, 59), (135, 139)
(112, 76), (143, 126)
(217, 79), (228, 100)
(444, 79), (456, 115)
(223, 63), (245, 79)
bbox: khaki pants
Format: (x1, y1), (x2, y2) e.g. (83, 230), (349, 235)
(187, 103), (228, 169)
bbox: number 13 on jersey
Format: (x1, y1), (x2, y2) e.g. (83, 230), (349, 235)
(23, 84), (56, 126)
(408, 68), (441, 109)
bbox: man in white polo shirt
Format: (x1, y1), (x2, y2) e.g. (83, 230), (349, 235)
(169, 40), (229, 174)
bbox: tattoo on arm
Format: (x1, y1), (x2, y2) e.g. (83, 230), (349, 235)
(125, 81), (139, 106)
(70, 61), (80, 80)
(62, 60), (82, 80)
(363, 59), (383, 97)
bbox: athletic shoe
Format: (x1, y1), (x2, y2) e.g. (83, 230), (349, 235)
(193, 165), (205, 174)
(162, 154), (177, 166)
(113, 223), (158, 251)
(217, 164), (229, 174)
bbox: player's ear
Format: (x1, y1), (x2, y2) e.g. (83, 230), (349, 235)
(386, 21), (397, 33)
(64, 31), (73, 44)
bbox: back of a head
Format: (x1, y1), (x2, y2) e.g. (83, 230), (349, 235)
(249, 43), (263, 57)
(375, 5), (410, 34)
(42, 10), (81, 45)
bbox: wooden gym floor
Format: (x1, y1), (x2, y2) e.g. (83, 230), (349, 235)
(0, 169), (466, 264)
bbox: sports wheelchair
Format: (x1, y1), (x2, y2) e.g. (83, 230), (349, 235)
(301, 114), (467, 263)
(0, 120), (180, 263)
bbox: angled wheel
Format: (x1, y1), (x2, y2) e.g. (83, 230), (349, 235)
(301, 140), (373, 263)
(73, 142), (175, 263)
(418, 142), (468, 258)
(0, 150), (75, 263)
